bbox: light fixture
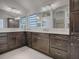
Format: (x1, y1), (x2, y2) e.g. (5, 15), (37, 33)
(9, 19), (13, 22)
(51, 3), (57, 9)
(15, 17), (20, 20)
(41, 5), (51, 12)
(51, 2), (61, 9)
(41, 7), (47, 12)
(12, 9), (21, 14)
(46, 6), (51, 10)
(4, 6), (21, 14)
(5, 7), (12, 11)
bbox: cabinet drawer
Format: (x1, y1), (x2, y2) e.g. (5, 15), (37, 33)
(0, 37), (7, 44)
(0, 33), (7, 37)
(15, 32), (24, 37)
(50, 35), (69, 40)
(50, 48), (68, 59)
(32, 33), (39, 38)
(50, 38), (68, 51)
(50, 35), (69, 51)
(32, 33), (49, 40)
(54, 35), (69, 40)
(38, 34), (49, 39)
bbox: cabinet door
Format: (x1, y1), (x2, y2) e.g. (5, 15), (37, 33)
(16, 32), (25, 47)
(71, 12), (79, 33)
(32, 33), (49, 54)
(8, 33), (16, 49)
(70, 0), (79, 11)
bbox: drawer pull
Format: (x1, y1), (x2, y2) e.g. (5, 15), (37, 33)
(55, 53), (62, 56)
(38, 37), (41, 39)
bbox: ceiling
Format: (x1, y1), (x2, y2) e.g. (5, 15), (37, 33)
(0, 0), (69, 18)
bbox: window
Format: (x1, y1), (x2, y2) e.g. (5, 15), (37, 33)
(0, 19), (4, 28)
(28, 15), (38, 29)
(41, 11), (51, 29)
(20, 17), (27, 29)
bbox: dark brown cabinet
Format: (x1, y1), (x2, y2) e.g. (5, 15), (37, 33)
(0, 32), (26, 54)
(70, 1), (79, 58)
(71, 12), (79, 33)
(70, 35), (79, 59)
(32, 33), (49, 54)
(70, 0), (79, 34)
(8, 32), (25, 49)
(25, 32), (71, 59)
(50, 34), (69, 59)
(70, 0), (79, 11)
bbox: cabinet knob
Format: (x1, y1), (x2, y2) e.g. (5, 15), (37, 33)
(38, 37), (41, 39)
(77, 39), (79, 40)
(58, 44), (62, 46)
(71, 43), (74, 46)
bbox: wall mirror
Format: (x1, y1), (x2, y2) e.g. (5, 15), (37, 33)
(7, 18), (19, 28)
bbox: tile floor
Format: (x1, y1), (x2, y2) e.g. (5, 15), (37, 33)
(0, 46), (53, 59)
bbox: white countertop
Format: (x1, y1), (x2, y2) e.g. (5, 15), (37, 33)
(0, 28), (25, 33)
(0, 28), (69, 35)
(26, 28), (69, 35)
